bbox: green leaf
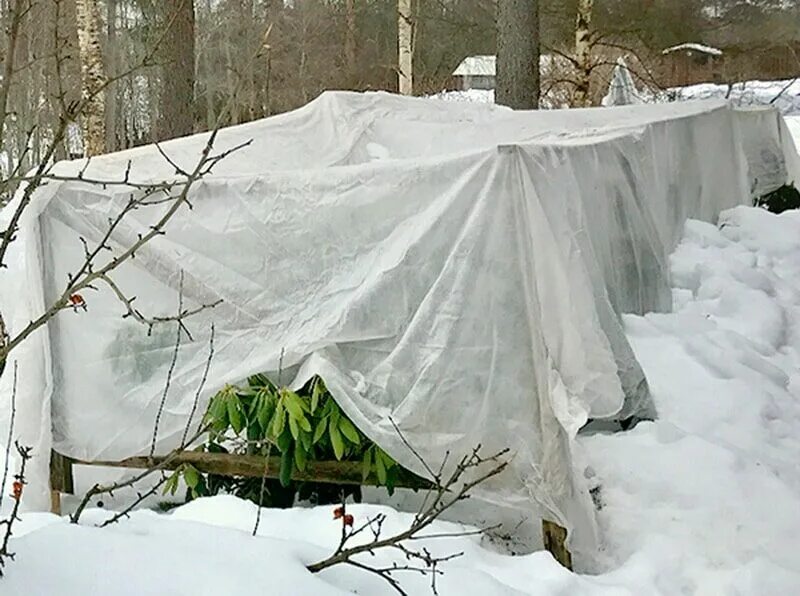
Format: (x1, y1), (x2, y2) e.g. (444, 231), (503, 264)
(246, 422), (261, 442)
(294, 443), (308, 471)
(248, 393), (262, 419)
(183, 465), (200, 490)
(311, 379), (321, 413)
(270, 400), (286, 438)
(312, 418), (328, 444)
(385, 467), (397, 496)
(282, 392), (313, 434)
(248, 373), (269, 387)
(284, 390), (310, 417)
(375, 450), (387, 485)
(227, 396), (244, 435)
(329, 423), (345, 460)
(238, 386), (258, 398)
(362, 448), (373, 482)
(297, 413), (312, 433)
(277, 427), (292, 453)
(207, 394), (228, 432)
(163, 473), (179, 496)
(377, 448), (396, 469)
(299, 428), (312, 452)
(279, 447), (293, 487)
(257, 398), (275, 431)
(338, 417), (361, 445)
(288, 414), (300, 441)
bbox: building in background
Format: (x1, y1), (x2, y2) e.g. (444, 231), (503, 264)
(660, 43), (724, 86)
(452, 55), (496, 90)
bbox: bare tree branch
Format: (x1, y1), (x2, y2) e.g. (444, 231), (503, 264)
(306, 421), (510, 595)
(0, 442), (32, 576)
(0, 362), (18, 511)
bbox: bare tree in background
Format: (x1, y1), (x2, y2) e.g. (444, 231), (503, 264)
(398, 0), (413, 95)
(75, 0), (107, 155)
(156, 0), (196, 141)
(344, 0), (357, 82)
(496, 0), (540, 109)
(572, 0), (593, 107)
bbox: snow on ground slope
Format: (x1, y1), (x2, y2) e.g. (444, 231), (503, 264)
(2, 498), (625, 596)
(580, 206), (800, 594)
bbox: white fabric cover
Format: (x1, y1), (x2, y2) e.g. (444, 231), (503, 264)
(1, 92), (796, 556)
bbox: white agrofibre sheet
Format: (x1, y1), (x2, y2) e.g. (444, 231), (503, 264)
(0, 92), (796, 557)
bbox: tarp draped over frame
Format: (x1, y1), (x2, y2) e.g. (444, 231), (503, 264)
(1, 92), (796, 556)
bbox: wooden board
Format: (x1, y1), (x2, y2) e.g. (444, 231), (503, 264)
(69, 450), (433, 490)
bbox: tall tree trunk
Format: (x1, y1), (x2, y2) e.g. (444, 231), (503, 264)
(573, 0), (593, 108)
(104, 0), (118, 151)
(397, 0), (413, 95)
(0, 0), (24, 153)
(260, 29), (272, 117)
(345, 0), (357, 83)
(496, 0), (540, 109)
(156, 0), (195, 141)
(75, 0), (107, 156)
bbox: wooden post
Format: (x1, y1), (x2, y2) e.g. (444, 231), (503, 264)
(542, 519), (573, 570)
(49, 450), (75, 515)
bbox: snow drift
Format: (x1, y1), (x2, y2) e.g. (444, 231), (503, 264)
(0, 91), (797, 556)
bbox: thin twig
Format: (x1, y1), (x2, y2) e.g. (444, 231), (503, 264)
(149, 272), (185, 456)
(306, 422), (510, 596)
(181, 324), (215, 446)
(97, 474), (170, 528)
(252, 442), (274, 537)
(0, 362), (18, 510)
(0, 443), (32, 575)
(70, 423), (209, 525)
(770, 76), (798, 105)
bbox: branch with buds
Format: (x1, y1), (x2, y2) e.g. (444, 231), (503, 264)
(0, 442), (32, 577)
(306, 420), (510, 596)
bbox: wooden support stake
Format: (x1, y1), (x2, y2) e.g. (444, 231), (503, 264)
(542, 519), (573, 570)
(49, 450), (75, 515)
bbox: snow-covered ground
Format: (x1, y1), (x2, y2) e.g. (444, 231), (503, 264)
(583, 206), (800, 594)
(434, 78), (800, 116)
(0, 118), (798, 596)
(665, 79), (800, 117)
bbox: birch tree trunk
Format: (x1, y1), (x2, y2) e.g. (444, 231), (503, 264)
(573, 0), (594, 108)
(397, 0), (413, 95)
(104, 0), (118, 151)
(496, 0), (540, 109)
(75, 0), (106, 156)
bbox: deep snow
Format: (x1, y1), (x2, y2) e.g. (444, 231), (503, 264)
(582, 206), (800, 594)
(0, 117), (799, 596)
